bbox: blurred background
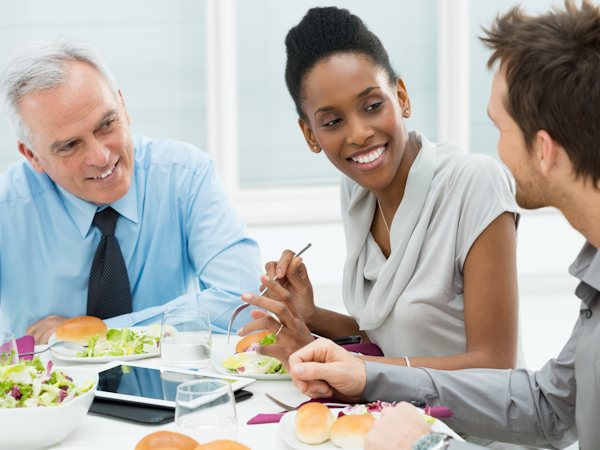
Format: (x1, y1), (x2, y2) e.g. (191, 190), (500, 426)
(0, 0), (587, 370)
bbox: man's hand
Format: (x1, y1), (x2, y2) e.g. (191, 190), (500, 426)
(288, 338), (366, 402)
(365, 403), (431, 450)
(26, 315), (68, 344)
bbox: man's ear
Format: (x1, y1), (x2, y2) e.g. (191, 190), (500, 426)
(18, 141), (45, 173)
(536, 130), (560, 177)
(298, 118), (321, 154)
(118, 89), (131, 126)
(396, 78), (411, 118)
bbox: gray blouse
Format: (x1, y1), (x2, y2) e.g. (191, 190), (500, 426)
(340, 131), (523, 362)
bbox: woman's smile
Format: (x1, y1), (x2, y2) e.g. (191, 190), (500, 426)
(347, 143), (388, 172)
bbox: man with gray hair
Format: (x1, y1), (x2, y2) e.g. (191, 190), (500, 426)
(0, 36), (262, 343)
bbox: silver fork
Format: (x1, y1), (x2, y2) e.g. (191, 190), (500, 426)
(19, 341), (87, 356)
(226, 243), (312, 343)
(265, 393), (348, 411)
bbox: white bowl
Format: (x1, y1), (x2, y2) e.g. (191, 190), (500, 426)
(0, 367), (99, 450)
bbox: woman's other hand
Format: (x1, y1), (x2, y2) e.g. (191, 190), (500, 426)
(262, 251), (318, 326)
(238, 273), (315, 371)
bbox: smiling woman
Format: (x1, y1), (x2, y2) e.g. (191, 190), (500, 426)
(238, 6), (524, 381)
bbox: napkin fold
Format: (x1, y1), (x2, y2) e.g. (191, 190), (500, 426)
(340, 342), (384, 357)
(16, 335), (35, 361)
(247, 397), (453, 425)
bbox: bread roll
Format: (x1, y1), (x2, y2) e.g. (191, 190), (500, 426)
(55, 316), (107, 345)
(295, 402), (334, 444)
(235, 330), (272, 353)
(194, 440), (251, 450)
(135, 431), (199, 450)
(330, 414), (376, 448)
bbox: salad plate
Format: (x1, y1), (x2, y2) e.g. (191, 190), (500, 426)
(211, 341), (291, 381)
(48, 326), (160, 363)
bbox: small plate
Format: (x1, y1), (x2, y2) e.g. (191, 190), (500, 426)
(48, 326), (160, 363)
(279, 409), (465, 449)
(211, 342), (291, 381)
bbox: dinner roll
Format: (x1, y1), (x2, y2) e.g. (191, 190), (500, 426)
(135, 431), (199, 450)
(55, 316), (107, 345)
(194, 440), (251, 449)
(330, 414), (376, 448)
(235, 330), (272, 353)
(295, 402), (334, 444)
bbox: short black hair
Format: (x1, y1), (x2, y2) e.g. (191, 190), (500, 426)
(284, 7), (397, 121)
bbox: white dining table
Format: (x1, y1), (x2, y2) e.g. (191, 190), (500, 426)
(37, 334), (311, 450)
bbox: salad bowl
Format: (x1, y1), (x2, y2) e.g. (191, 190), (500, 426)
(0, 366), (99, 450)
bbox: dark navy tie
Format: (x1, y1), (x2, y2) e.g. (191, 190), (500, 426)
(87, 207), (133, 319)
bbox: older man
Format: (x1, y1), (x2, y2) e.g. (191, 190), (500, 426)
(287, 1), (600, 449)
(0, 36), (261, 343)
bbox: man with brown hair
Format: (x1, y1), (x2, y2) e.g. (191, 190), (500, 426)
(286, 1), (600, 449)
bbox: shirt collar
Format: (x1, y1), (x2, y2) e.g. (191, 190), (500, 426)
(569, 241), (600, 292)
(56, 178), (139, 239)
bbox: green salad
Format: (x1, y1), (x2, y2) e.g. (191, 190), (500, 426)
(0, 352), (94, 408)
(222, 333), (287, 375)
(75, 325), (164, 358)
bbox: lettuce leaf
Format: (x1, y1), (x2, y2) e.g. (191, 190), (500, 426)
(258, 333), (276, 346)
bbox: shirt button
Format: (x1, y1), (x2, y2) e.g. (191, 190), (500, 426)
(584, 310), (593, 319)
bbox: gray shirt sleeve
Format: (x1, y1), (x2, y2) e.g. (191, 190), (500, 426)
(361, 320), (581, 448)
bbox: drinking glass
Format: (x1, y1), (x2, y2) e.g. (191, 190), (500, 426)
(161, 306), (212, 369)
(0, 331), (18, 364)
(175, 380), (238, 444)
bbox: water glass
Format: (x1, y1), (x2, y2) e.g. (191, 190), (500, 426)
(161, 306), (212, 369)
(0, 331), (18, 364)
(175, 380), (238, 444)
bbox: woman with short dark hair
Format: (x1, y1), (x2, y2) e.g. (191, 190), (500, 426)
(240, 6), (523, 374)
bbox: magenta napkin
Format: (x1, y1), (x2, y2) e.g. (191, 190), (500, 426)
(340, 342), (384, 357)
(16, 335), (35, 361)
(247, 398), (453, 425)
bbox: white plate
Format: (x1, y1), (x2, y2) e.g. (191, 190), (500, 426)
(211, 341), (291, 380)
(280, 409), (466, 449)
(48, 326), (160, 363)
(280, 410), (354, 449)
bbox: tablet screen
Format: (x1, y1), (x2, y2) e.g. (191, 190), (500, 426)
(97, 365), (238, 403)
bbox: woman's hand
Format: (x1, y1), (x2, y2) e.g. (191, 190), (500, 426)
(238, 273), (315, 371)
(262, 251), (317, 326)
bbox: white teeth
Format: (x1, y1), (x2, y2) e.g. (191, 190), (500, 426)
(351, 146), (385, 164)
(93, 163), (116, 179)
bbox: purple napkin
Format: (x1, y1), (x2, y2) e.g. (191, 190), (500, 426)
(341, 342), (384, 357)
(16, 335), (35, 361)
(247, 397), (453, 425)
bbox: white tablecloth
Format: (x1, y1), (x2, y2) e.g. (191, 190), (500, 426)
(38, 334), (311, 449)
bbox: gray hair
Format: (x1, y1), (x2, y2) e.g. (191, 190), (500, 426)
(0, 35), (119, 150)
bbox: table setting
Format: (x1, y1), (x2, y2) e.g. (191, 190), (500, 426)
(2, 326), (460, 450)
(1, 295), (460, 450)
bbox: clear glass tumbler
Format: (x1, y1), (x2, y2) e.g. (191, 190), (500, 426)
(0, 331), (18, 364)
(161, 306), (212, 369)
(175, 379), (238, 444)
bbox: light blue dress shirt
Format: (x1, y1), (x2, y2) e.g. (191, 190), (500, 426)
(0, 135), (261, 337)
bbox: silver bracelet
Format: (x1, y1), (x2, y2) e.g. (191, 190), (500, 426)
(412, 433), (452, 450)
(404, 355), (411, 367)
